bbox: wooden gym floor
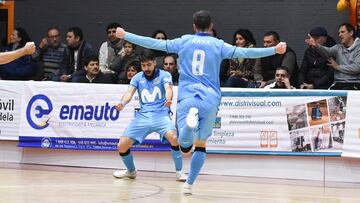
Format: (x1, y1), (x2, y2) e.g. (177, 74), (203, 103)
(0, 163), (359, 203)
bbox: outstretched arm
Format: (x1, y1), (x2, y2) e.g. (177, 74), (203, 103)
(231, 42), (286, 59)
(0, 42), (35, 65)
(115, 85), (137, 111)
(116, 27), (167, 52)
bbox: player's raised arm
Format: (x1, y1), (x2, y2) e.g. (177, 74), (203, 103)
(115, 85), (137, 111)
(116, 27), (167, 52)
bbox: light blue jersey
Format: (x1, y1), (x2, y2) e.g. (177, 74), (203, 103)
(125, 32), (276, 105)
(130, 69), (173, 113)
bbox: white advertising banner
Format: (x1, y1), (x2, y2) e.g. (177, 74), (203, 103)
(0, 80), (357, 156)
(341, 91), (360, 158)
(0, 81), (25, 140)
(206, 90), (347, 156)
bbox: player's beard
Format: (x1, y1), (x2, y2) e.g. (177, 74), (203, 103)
(144, 68), (158, 81)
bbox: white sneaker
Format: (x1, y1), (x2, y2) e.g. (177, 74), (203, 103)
(186, 107), (199, 129)
(113, 170), (137, 179)
(176, 171), (188, 182)
(182, 182), (192, 195)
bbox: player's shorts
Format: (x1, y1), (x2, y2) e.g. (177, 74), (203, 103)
(123, 111), (175, 145)
(177, 95), (219, 141)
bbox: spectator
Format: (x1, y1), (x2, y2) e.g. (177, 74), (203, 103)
(32, 27), (67, 80)
(56, 26), (94, 82)
(117, 41), (139, 83)
(264, 66), (295, 89)
(299, 26), (336, 89)
(163, 54), (179, 85)
(0, 27), (35, 80)
(305, 23), (360, 90)
(99, 22), (123, 77)
(221, 29), (259, 87)
(255, 31), (299, 88)
(125, 60), (141, 84)
(337, 0), (360, 37)
(77, 55), (116, 84)
(151, 29), (168, 67)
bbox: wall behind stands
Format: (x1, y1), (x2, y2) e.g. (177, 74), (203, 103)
(13, 0), (347, 64)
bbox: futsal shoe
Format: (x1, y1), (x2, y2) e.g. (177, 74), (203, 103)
(113, 170), (137, 179)
(186, 107), (199, 129)
(182, 182), (193, 195)
(176, 171), (188, 182)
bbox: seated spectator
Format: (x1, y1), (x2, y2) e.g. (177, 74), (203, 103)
(151, 29), (168, 67)
(255, 31), (299, 88)
(0, 27), (35, 80)
(117, 41), (139, 84)
(305, 23), (360, 90)
(221, 29), (259, 87)
(32, 27), (67, 80)
(99, 22), (123, 77)
(299, 26), (336, 89)
(264, 66), (295, 89)
(55, 26), (95, 82)
(163, 54), (179, 85)
(124, 60), (141, 84)
(77, 55), (116, 84)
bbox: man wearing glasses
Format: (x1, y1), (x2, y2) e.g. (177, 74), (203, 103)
(32, 27), (67, 80)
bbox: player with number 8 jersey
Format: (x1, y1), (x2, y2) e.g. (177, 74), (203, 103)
(115, 10), (287, 195)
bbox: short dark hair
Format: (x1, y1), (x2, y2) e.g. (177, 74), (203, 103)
(68, 26), (83, 41)
(276, 66), (289, 74)
(264, 31), (280, 42)
(339, 22), (355, 39)
(84, 55), (99, 66)
(139, 49), (156, 62)
(193, 10), (211, 31)
(126, 60), (141, 72)
(106, 22), (121, 32)
(123, 40), (136, 49)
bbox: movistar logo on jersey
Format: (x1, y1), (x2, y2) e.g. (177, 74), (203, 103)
(141, 87), (162, 103)
(26, 94), (53, 130)
(59, 102), (119, 121)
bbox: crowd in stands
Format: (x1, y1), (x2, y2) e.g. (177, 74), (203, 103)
(0, 22), (359, 90)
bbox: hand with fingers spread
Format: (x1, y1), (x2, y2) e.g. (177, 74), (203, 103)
(327, 58), (340, 70)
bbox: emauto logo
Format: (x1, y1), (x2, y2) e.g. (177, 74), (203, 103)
(26, 94), (53, 130)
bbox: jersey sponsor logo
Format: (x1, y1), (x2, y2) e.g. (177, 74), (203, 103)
(141, 87), (162, 103)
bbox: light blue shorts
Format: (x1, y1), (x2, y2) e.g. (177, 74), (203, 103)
(177, 96), (219, 141)
(124, 111), (176, 145)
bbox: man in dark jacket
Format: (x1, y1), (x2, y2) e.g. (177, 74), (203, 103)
(299, 26), (336, 89)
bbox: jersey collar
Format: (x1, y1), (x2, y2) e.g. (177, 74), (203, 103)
(195, 32), (211, 36)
